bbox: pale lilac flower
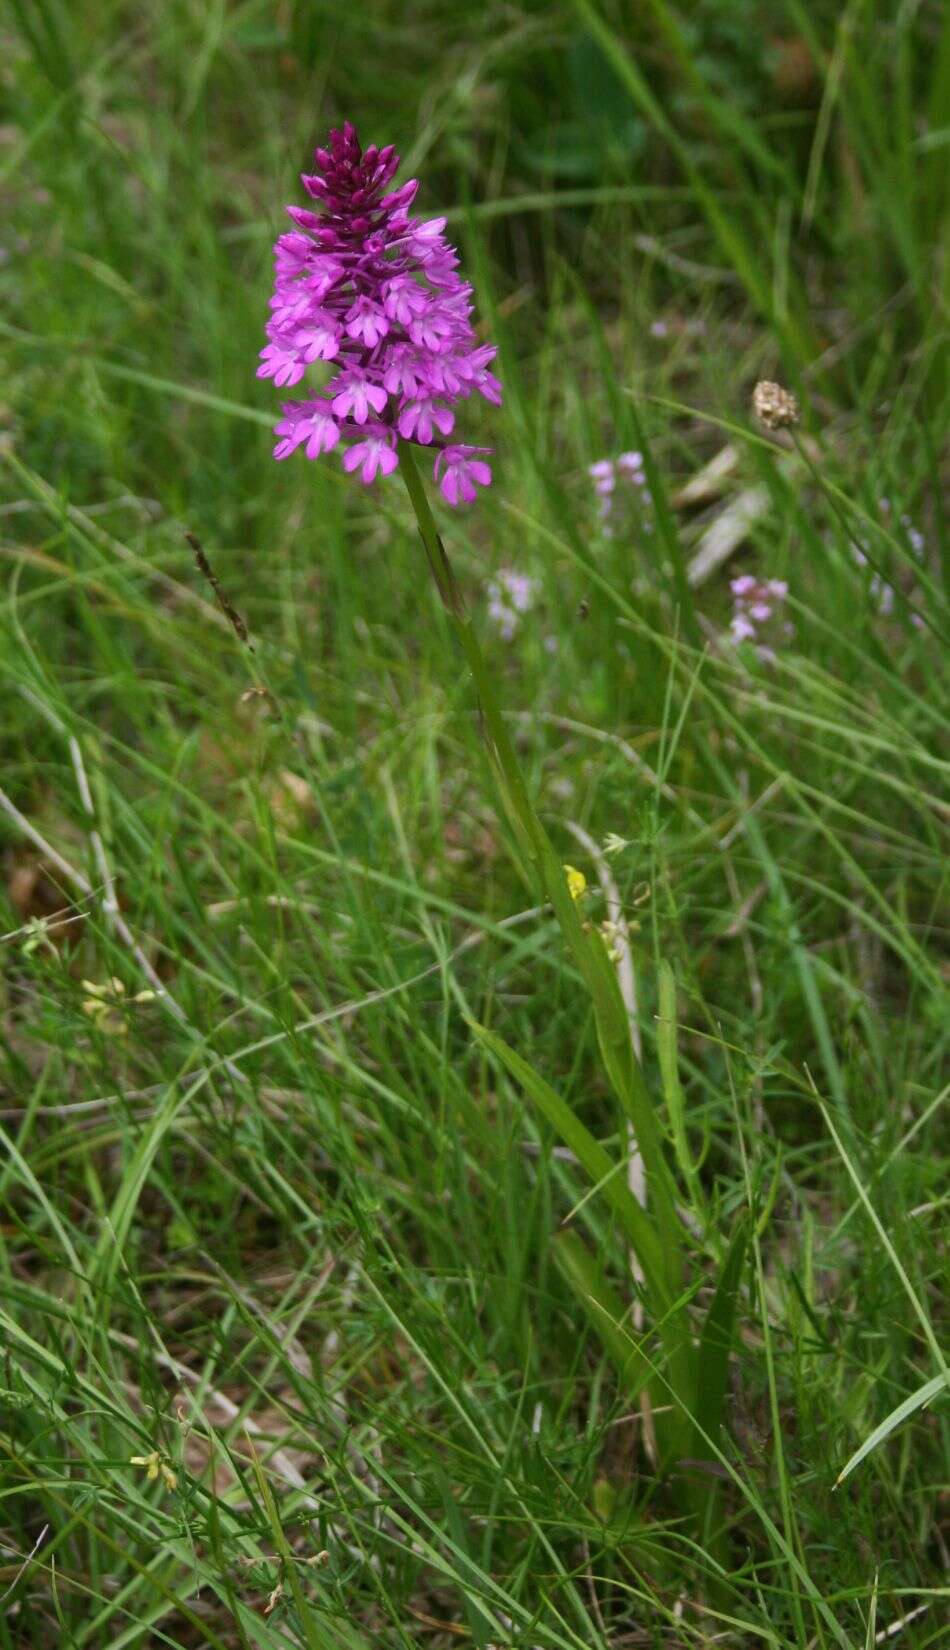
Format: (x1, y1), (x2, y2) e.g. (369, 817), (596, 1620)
(730, 613), (756, 642)
(487, 569), (537, 640)
(852, 545), (911, 622)
(901, 514), (925, 557)
(260, 123), (498, 503)
(729, 574), (790, 649)
(588, 452), (652, 535)
(506, 573), (535, 613)
(588, 459), (615, 495)
(869, 574), (895, 617)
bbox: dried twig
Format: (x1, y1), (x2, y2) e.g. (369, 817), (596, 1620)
(186, 532), (252, 648)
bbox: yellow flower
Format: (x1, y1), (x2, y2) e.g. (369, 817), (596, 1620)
(563, 864), (587, 901)
(130, 1449), (177, 1492)
(83, 978), (156, 1036)
(130, 1450), (160, 1479)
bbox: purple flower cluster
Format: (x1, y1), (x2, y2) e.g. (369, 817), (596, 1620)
(259, 123), (500, 504)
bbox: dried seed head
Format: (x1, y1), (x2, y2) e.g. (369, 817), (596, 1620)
(752, 380), (799, 430)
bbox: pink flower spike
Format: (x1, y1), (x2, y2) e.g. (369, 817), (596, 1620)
(730, 574), (757, 595)
(342, 429), (398, 485)
(259, 126), (500, 499)
(435, 445), (493, 507)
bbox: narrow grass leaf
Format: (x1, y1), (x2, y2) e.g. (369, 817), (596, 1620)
(834, 1373), (949, 1487)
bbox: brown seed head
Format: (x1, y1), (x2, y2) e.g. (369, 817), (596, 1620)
(752, 380), (799, 430)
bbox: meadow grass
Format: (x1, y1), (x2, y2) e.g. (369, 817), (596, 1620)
(1, 2), (947, 1645)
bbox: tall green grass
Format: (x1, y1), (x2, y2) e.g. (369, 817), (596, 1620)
(0, 2), (947, 1646)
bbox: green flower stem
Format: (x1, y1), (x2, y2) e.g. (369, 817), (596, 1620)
(398, 442), (687, 1310)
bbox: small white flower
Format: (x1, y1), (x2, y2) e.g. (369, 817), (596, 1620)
(603, 833), (629, 856)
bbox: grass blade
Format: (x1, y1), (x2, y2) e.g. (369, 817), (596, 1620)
(834, 1372), (949, 1487)
(693, 1212), (749, 1449)
(469, 1020), (669, 1310)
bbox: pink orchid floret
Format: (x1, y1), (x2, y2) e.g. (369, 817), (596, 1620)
(342, 426), (399, 484)
(330, 369), (387, 425)
(398, 397), (454, 444)
(434, 445), (493, 506)
(259, 123), (500, 505)
(273, 400), (340, 461)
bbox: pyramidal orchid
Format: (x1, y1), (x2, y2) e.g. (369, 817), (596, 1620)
(260, 123), (500, 505)
(261, 133), (714, 1500)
